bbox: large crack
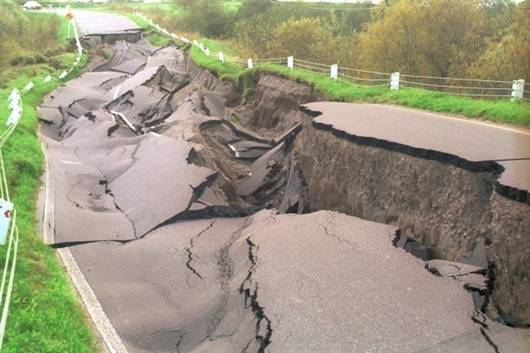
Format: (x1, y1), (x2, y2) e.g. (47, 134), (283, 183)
(471, 310), (501, 353)
(204, 219), (252, 342)
(239, 237), (273, 353)
(184, 219), (217, 280)
(305, 107), (529, 206)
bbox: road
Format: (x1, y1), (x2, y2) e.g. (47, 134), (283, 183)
(305, 102), (530, 193)
(37, 10), (530, 353)
(73, 10), (140, 35)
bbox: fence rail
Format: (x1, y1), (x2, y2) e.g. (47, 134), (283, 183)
(134, 12), (528, 101)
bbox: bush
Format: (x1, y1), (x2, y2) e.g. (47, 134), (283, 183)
(34, 54), (48, 64)
(177, 0), (235, 38)
(48, 57), (65, 70)
(22, 55), (35, 65)
(10, 56), (24, 66)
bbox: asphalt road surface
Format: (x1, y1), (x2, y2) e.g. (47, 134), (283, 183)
(63, 10), (141, 35)
(305, 102), (530, 193)
(37, 11), (530, 353)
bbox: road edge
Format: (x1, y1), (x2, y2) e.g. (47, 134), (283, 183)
(39, 133), (129, 353)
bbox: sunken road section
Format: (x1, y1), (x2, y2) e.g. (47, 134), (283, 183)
(296, 102), (530, 327)
(38, 33), (530, 353)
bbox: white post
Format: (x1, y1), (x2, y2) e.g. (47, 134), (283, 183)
(287, 56), (293, 69)
(390, 72), (400, 90)
(219, 52), (224, 63)
(247, 58), (254, 69)
(204, 48), (210, 56)
(330, 64), (338, 79)
(511, 79), (525, 101)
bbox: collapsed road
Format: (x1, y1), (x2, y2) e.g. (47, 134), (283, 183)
(37, 11), (530, 353)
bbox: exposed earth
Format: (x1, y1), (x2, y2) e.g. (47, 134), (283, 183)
(37, 11), (530, 353)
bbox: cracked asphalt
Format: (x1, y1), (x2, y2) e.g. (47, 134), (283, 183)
(306, 102), (530, 193)
(37, 11), (530, 353)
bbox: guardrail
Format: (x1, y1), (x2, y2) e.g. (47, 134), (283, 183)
(135, 12), (528, 102)
(0, 15), (84, 351)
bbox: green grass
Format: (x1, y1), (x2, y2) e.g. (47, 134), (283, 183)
(0, 37), (97, 353)
(187, 45), (530, 127)
(111, 5), (530, 126)
(57, 15), (74, 44)
(200, 38), (236, 56)
(145, 30), (173, 47)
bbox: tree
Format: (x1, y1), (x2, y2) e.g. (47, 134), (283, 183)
(266, 17), (351, 65)
(423, 0), (486, 76)
(357, 0), (487, 77)
(357, 0), (432, 74)
(175, 0), (235, 38)
(468, 0), (530, 81)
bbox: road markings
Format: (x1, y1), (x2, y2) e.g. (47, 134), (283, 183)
(40, 137), (129, 353)
(59, 160), (83, 165)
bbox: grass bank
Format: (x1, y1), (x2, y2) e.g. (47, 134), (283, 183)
(78, 5), (530, 126)
(0, 15), (97, 353)
(189, 43), (530, 127)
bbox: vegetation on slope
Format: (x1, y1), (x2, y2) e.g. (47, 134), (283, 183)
(0, 2), (97, 352)
(116, 0), (530, 126)
(189, 44), (530, 126)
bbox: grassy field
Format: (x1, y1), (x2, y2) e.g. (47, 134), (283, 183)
(0, 13), (97, 353)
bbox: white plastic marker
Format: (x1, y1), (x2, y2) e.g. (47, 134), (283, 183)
(0, 200), (13, 246)
(44, 75), (52, 83)
(59, 71), (68, 79)
(7, 89), (22, 126)
(7, 109), (22, 127)
(21, 82), (34, 94)
(110, 111), (137, 134)
(8, 89), (20, 111)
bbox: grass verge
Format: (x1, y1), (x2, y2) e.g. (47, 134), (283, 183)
(0, 36), (97, 353)
(188, 46), (530, 127)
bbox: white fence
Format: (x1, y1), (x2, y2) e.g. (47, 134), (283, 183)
(136, 12), (528, 102)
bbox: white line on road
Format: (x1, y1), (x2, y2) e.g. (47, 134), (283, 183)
(40, 137), (129, 353)
(59, 160), (83, 165)
(110, 111), (137, 134)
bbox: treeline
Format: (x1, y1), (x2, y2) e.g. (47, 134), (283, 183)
(0, 1), (64, 68)
(169, 0), (529, 82)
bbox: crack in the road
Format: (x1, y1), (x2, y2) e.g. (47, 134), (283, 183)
(471, 310), (501, 353)
(107, 188), (138, 238)
(239, 237), (273, 353)
(50, 239), (131, 248)
(199, 218), (254, 346)
(322, 214), (355, 245)
(184, 219), (217, 280)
